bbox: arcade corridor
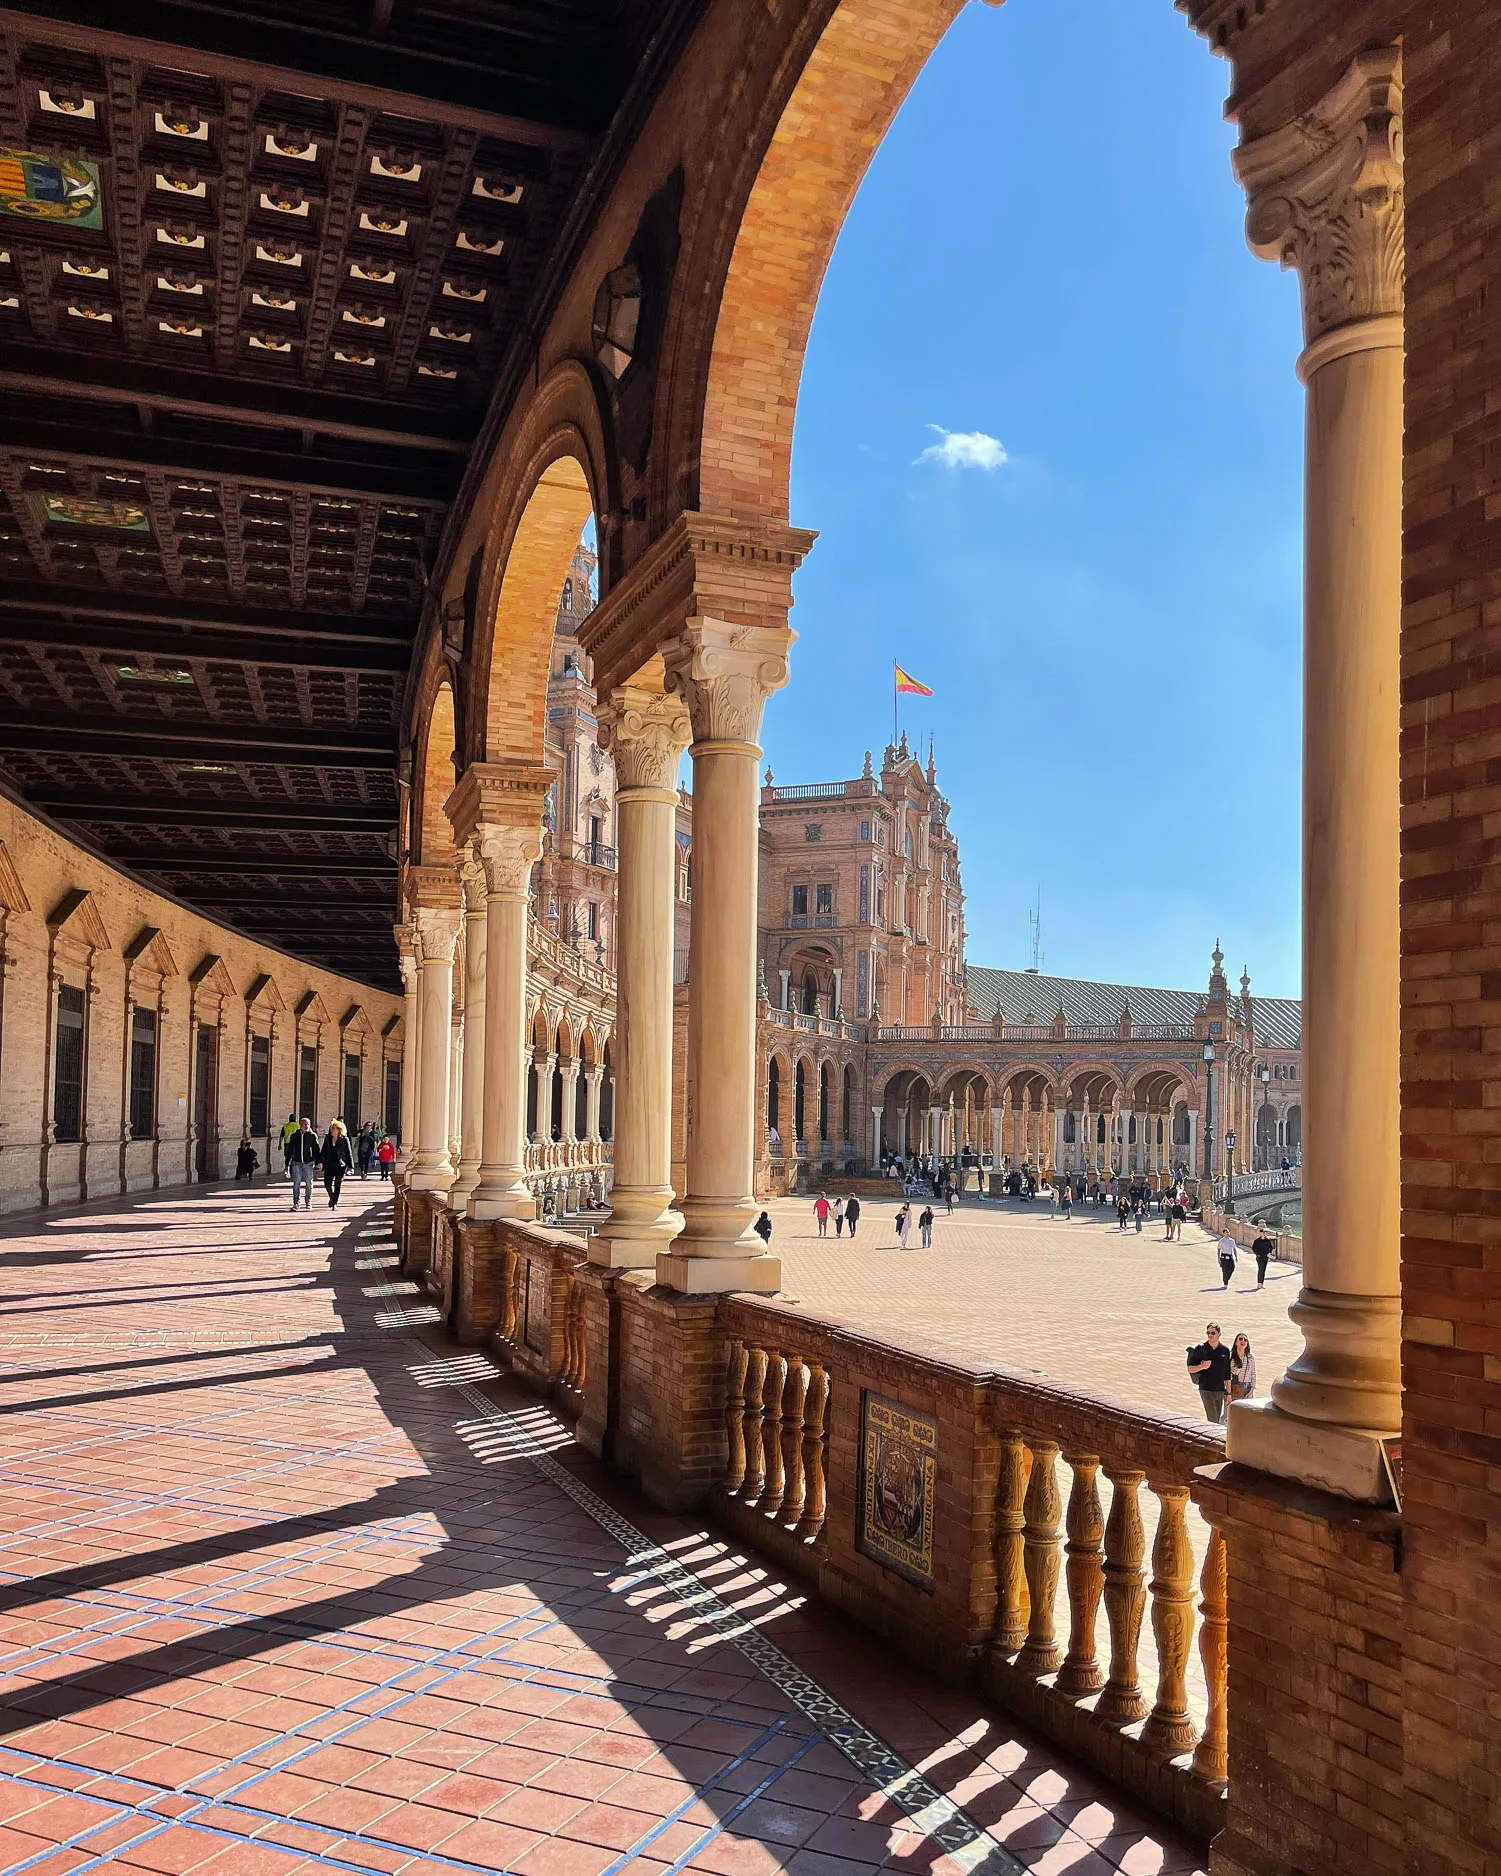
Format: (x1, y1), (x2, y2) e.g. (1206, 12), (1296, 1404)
(0, 1185), (1202, 1876)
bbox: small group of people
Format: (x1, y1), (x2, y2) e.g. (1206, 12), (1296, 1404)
(279, 1114), (396, 1210)
(890, 1200), (935, 1249)
(1215, 1229), (1276, 1289)
(1186, 1322), (1257, 1422)
(812, 1192), (862, 1238)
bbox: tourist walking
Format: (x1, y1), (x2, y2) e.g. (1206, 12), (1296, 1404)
(1186, 1323), (1232, 1423)
(895, 1203), (911, 1250)
(918, 1204), (934, 1249)
(321, 1119), (353, 1209)
(1059, 1184), (1072, 1220)
(1251, 1228), (1274, 1288)
(377, 1135), (396, 1180)
(1169, 1195), (1186, 1241)
(1133, 1198), (1144, 1233)
(833, 1198), (845, 1238)
(944, 1183), (954, 1216)
(286, 1117), (319, 1210)
(814, 1192), (831, 1237)
(356, 1122), (376, 1179)
(1231, 1332), (1257, 1400)
(753, 1210), (773, 1245)
(1117, 1198), (1130, 1232)
(235, 1136), (259, 1180)
(1217, 1232), (1238, 1289)
(845, 1195), (861, 1238)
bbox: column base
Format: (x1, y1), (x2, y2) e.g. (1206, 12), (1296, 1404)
(592, 1191), (683, 1268)
(449, 1169), (480, 1209)
(656, 1250), (780, 1294)
(1227, 1398), (1395, 1504)
(406, 1163), (455, 1193)
(469, 1170), (536, 1222)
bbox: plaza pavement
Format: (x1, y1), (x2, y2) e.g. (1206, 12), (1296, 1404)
(0, 1179), (1206, 1876)
(766, 1194), (1304, 1421)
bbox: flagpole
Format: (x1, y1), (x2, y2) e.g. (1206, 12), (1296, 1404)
(892, 661), (898, 750)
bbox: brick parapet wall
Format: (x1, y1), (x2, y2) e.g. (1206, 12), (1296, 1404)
(1397, 6), (1501, 1871)
(1195, 1463), (1402, 1876)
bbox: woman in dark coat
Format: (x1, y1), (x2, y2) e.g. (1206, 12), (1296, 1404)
(321, 1119), (354, 1209)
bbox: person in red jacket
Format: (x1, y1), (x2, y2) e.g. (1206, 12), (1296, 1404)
(377, 1136), (396, 1181)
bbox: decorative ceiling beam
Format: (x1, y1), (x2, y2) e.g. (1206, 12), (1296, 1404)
(35, 794), (395, 829)
(5, 422), (457, 505)
(0, 583), (414, 646)
(175, 891), (393, 910)
(0, 715), (395, 763)
(0, 615), (410, 674)
(118, 852), (396, 876)
(0, 3), (604, 142)
(0, 346), (473, 454)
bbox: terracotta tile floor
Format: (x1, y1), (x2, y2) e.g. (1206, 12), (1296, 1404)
(0, 1180), (1208, 1876)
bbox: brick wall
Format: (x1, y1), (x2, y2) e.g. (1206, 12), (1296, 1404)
(1397, 5), (1501, 1871)
(0, 794), (400, 1213)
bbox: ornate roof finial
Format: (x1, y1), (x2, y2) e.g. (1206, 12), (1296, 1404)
(926, 735), (936, 784)
(1212, 939), (1224, 972)
(763, 765), (773, 787)
(862, 749), (873, 779)
(1240, 966), (1251, 997)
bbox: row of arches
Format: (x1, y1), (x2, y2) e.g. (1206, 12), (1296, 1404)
(524, 1012), (614, 1146)
(766, 1054), (857, 1152)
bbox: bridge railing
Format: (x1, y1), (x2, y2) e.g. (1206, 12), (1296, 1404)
(1226, 1168), (1299, 1200)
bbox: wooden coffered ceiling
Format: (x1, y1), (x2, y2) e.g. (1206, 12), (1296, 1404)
(0, 0), (692, 993)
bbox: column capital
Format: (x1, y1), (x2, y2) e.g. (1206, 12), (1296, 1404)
(460, 853), (488, 916)
(412, 905), (461, 963)
(599, 685), (692, 792)
(403, 863), (463, 917)
(579, 510), (817, 703)
(663, 618), (795, 750)
(445, 760), (554, 850)
(1234, 48), (1403, 351)
(476, 822), (542, 898)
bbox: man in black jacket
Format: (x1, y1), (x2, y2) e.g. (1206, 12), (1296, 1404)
(1187, 1323), (1232, 1423)
(286, 1117), (320, 1210)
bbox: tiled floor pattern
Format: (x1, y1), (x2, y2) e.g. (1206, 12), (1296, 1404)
(0, 1181), (1206, 1876)
(766, 1196), (1301, 1417)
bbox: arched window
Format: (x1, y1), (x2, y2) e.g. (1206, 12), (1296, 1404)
(599, 1045), (613, 1142)
(818, 1062), (830, 1142)
(802, 969), (818, 1015)
(794, 1061), (806, 1141)
(768, 1059), (780, 1136)
(842, 1066), (853, 1143)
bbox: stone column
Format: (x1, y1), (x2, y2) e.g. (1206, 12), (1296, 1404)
(408, 904), (461, 1190)
(927, 1105), (941, 1160)
(990, 1105), (1003, 1171)
(871, 1105), (883, 1164)
(778, 968), (790, 1011)
(448, 1006), (464, 1171)
(451, 862), (486, 1207)
(584, 1064), (603, 1143)
(659, 619), (793, 1293)
(831, 967), (842, 1018)
(1230, 51), (1403, 1498)
(395, 925), (419, 1168)
(558, 1057), (580, 1144)
(594, 687), (691, 1268)
(1054, 1103), (1065, 1174)
(446, 765), (550, 1223)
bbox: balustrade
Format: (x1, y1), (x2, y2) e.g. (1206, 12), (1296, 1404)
(721, 1333), (830, 1544)
(988, 1408), (1226, 1796)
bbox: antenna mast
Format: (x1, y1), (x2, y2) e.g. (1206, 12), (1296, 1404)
(1029, 888), (1043, 974)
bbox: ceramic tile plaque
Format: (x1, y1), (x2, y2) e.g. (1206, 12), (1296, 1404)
(523, 1259), (546, 1355)
(856, 1390), (937, 1588)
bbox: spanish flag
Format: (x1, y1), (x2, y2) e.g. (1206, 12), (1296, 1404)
(894, 663), (932, 698)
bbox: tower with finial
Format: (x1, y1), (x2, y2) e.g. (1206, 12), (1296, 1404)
(1209, 940), (1228, 998)
(926, 736), (936, 786)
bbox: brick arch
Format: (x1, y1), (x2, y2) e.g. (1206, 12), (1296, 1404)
(1123, 1062), (1198, 1105)
(690, 0), (967, 524)
(991, 1061), (1064, 1100)
(872, 1061), (937, 1100)
(413, 679), (458, 866)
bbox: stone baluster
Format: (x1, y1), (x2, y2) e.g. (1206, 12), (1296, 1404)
(1097, 1466), (1149, 1722)
(499, 1243), (519, 1344)
(760, 1352), (787, 1518)
(723, 1339), (748, 1493)
(796, 1363), (829, 1541)
(1058, 1454), (1105, 1694)
(779, 1359), (808, 1529)
(1018, 1439), (1063, 1674)
(1192, 1525), (1229, 1781)
(993, 1428), (1030, 1652)
(1142, 1482), (1199, 1754)
(741, 1346), (768, 1501)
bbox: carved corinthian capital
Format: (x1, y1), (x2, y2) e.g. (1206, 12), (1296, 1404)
(476, 822), (542, 898)
(1234, 49), (1403, 349)
(460, 853), (488, 916)
(412, 906), (461, 964)
(601, 685), (691, 792)
(662, 618), (795, 749)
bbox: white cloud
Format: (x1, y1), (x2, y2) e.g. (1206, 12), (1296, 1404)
(914, 425), (1008, 471)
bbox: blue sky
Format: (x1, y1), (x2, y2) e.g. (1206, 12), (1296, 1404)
(758, 0), (1306, 999)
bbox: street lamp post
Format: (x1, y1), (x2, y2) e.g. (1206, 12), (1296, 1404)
(1257, 1062), (1271, 1169)
(1201, 1040), (1215, 1187)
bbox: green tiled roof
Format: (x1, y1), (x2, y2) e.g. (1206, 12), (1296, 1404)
(966, 966), (1302, 1050)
